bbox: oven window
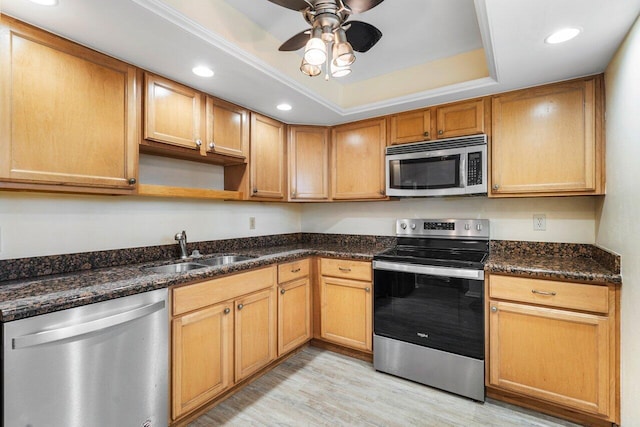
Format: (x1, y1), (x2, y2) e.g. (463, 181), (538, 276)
(374, 269), (484, 360)
(389, 155), (460, 190)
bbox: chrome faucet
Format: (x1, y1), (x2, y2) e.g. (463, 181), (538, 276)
(175, 230), (188, 259)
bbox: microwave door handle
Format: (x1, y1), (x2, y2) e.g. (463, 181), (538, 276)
(460, 152), (467, 189)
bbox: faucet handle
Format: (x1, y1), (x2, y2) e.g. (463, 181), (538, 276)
(174, 230), (187, 241)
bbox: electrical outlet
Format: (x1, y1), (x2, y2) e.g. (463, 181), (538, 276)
(533, 214), (546, 231)
(249, 217), (256, 230)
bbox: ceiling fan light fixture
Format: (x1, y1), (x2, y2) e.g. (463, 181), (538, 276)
(330, 61), (351, 78)
(332, 28), (355, 67)
(304, 28), (327, 66)
(300, 58), (322, 77)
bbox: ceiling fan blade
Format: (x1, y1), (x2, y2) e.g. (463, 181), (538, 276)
(345, 21), (382, 53)
(267, 0), (310, 11)
(343, 0), (384, 14)
(279, 29), (311, 51)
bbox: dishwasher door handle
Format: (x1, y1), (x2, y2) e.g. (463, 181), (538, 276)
(12, 300), (165, 349)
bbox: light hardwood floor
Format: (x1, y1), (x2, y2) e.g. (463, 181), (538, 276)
(189, 346), (578, 427)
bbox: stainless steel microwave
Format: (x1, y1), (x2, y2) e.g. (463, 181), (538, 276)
(385, 134), (487, 197)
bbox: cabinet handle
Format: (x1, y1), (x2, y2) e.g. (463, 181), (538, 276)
(209, 142), (215, 149)
(379, 190), (385, 196)
(338, 267), (351, 272)
(128, 178), (137, 185)
(492, 184), (499, 191)
(280, 288), (286, 295)
(423, 131), (429, 137)
(291, 268), (301, 273)
(223, 307), (230, 314)
(252, 188), (258, 194)
(291, 191), (297, 198)
(491, 306), (498, 313)
(438, 130), (443, 135)
(195, 139), (202, 147)
(531, 289), (557, 296)
(365, 287), (370, 293)
(237, 303), (244, 310)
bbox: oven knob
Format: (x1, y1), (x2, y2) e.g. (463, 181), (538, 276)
(400, 223), (407, 230)
(465, 223), (470, 230)
(410, 223), (416, 230)
(477, 224), (483, 231)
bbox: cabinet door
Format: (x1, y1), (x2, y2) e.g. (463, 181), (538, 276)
(172, 302), (233, 420)
(331, 118), (387, 200)
(278, 277), (312, 356)
(491, 79), (598, 195)
(205, 97), (249, 160)
(436, 99), (485, 139)
(144, 73), (203, 150)
(0, 17), (137, 190)
(320, 276), (372, 351)
(235, 288), (277, 381)
(489, 300), (611, 417)
(289, 126), (330, 200)
(250, 113), (285, 199)
(390, 109), (432, 144)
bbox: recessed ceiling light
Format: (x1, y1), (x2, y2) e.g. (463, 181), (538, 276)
(277, 103), (292, 111)
(28, 0), (58, 5)
(192, 66), (214, 78)
(545, 28), (581, 44)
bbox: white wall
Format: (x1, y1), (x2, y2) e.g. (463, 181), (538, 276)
(597, 15), (640, 425)
(0, 192), (301, 259)
(302, 196), (597, 243)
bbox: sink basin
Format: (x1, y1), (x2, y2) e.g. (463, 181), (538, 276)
(144, 262), (207, 274)
(196, 255), (256, 266)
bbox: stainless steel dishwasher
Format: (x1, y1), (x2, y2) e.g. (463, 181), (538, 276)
(2, 288), (168, 427)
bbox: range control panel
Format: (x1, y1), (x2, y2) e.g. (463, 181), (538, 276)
(396, 218), (490, 239)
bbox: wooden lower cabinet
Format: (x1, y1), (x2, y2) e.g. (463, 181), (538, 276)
(487, 274), (619, 424)
(319, 258), (373, 352)
(278, 277), (312, 355)
(234, 288), (277, 381)
(172, 301), (233, 420)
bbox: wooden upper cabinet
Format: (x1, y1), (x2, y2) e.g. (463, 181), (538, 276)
(331, 118), (387, 200)
(491, 77), (603, 196)
(288, 126), (330, 201)
(0, 16), (137, 192)
(249, 113), (286, 199)
(205, 97), (249, 160)
(144, 72), (203, 150)
(390, 109), (432, 144)
(436, 98), (486, 139)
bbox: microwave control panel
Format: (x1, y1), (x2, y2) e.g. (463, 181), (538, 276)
(467, 152), (483, 186)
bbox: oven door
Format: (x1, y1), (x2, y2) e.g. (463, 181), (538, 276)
(373, 261), (484, 360)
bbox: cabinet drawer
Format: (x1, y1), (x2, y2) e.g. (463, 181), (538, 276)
(278, 258), (310, 283)
(173, 266), (277, 316)
(489, 275), (609, 314)
(320, 258), (371, 281)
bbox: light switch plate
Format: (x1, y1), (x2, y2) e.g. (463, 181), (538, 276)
(249, 217), (256, 230)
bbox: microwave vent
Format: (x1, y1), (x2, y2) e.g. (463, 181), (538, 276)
(386, 134), (487, 155)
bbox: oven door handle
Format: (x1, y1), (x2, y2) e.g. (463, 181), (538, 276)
(373, 260), (484, 280)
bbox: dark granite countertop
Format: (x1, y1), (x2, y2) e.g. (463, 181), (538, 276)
(0, 241), (386, 322)
(0, 234), (621, 322)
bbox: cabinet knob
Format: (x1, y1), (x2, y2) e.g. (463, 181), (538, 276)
(423, 131), (429, 137)
(252, 188), (258, 194)
(280, 288), (286, 295)
(438, 130), (443, 135)
(291, 191), (297, 198)
(379, 190), (385, 196)
(128, 178), (137, 185)
(195, 139), (202, 147)
(492, 184), (500, 191)
(237, 303), (244, 310)
(365, 287), (371, 293)
(223, 307), (230, 314)
(209, 142), (215, 149)
(491, 306), (498, 313)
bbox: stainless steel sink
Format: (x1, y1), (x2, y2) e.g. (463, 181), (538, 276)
(144, 262), (207, 274)
(196, 255), (256, 266)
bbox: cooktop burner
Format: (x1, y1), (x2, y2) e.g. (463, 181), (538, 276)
(374, 219), (490, 270)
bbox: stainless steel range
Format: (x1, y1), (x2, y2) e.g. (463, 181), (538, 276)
(373, 218), (489, 401)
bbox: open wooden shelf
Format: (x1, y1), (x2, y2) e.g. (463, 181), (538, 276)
(137, 184), (242, 201)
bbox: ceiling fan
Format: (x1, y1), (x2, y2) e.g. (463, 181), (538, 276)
(267, 0), (384, 78)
